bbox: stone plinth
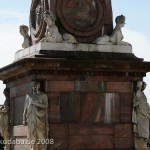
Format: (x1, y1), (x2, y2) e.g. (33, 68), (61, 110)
(15, 42), (132, 61)
(0, 50), (150, 149)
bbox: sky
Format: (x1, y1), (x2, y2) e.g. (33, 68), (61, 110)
(0, 1), (150, 104)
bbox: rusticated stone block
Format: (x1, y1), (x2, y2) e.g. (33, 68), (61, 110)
(120, 93), (133, 123)
(48, 93), (60, 122)
(14, 96), (26, 125)
(114, 124), (133, 138)
(69, 135), (114, 149)
(75, 81), (105, 92)
(46, 81), (74, 92)
(69, 124), (114, 135)
(114, 138), (134, 149)
(50, 124), (68, 139)
(106, 82), (133, 93)
(46, 75), (77, 81)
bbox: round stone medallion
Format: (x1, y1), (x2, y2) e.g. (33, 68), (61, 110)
(57, 0), (105, 37)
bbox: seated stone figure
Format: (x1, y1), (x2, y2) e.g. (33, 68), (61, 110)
(41, 10), (63, 42)
(41, 10), (77, 43)
(63, 33), (77, 43)
(19, 25), (30, 48)
(95, 15), (131, 46)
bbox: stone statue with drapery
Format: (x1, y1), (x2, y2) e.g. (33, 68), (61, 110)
(132, 81), (150, 150)
(23, 80), (49, 150)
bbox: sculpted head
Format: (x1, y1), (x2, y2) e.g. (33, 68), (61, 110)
(43, 10), (56, 24)
(137, 81), (143, 89)
(31, 80), (40, 94)
(115, 15), (125, 27)
(20, 25), (29, 36)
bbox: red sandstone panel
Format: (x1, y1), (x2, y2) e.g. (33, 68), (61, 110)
(80, 93), (119, 123)
(106, 82), (133, 93)
(46, 75), (77, 81)
(14, 96), (26, 125)
(120, 108), (132, 122)
(80, 93), (105, 123)
(51, 92), (121, 124)
(10, 82), (31, 97)
(48, 93), (60, 122)
(50, 124), (68, 138)
(90, 76), (136, 82)
(114, 124), (133, 138)
(114, 93), (120, 123)
(46, 81), (74, 92)
(75, 81), (106, 92)
(114, 138), (134, 149)
(60, 93), (71, 122)
(69, 135), (114, 149)
(70, 93), (81, 122)
(59, 92), (81, 123)
(120, 93), (133, 123)
(69, 124), (114, 135)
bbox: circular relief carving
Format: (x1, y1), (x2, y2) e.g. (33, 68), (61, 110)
(29, 0), (49, 43)
(57, 0), (105, 37)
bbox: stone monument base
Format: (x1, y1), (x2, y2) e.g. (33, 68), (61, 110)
(0, 42), (150, 150)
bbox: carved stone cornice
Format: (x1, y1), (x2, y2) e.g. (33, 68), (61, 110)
(0, 57), (149, 82)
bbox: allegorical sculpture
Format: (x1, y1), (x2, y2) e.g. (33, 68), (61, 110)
(30, 0), (113, 43)
(19, 25), (30, 48)
(41, 10), (63, 43)
(95, 15), (131, 46)
(132, 81), (150, 150)
(0, 88), (10, 150)
(23, 80), (49, 150)
(41, 10), (77, 43)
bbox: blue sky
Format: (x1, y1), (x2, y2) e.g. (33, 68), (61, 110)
(112, 1), (150, 39)
(0, 0), (150, 103)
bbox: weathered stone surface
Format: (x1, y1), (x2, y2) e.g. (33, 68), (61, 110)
(69, 135), (114, 149)
(15, 42), (132, 61)
(114, 138), (134, 149)
(69, 124), (114, 135)
(106, 82), (133, 93)
(30, 0), (113, 43)
(46, 81), (74, 92)
(75, 81), (105, 92)
(13, 125), (27, 137)
(114, 124), (133, 138)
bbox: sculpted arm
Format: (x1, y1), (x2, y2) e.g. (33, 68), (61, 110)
(133, 100), (140, 108)
(32, 94), (48, 108)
